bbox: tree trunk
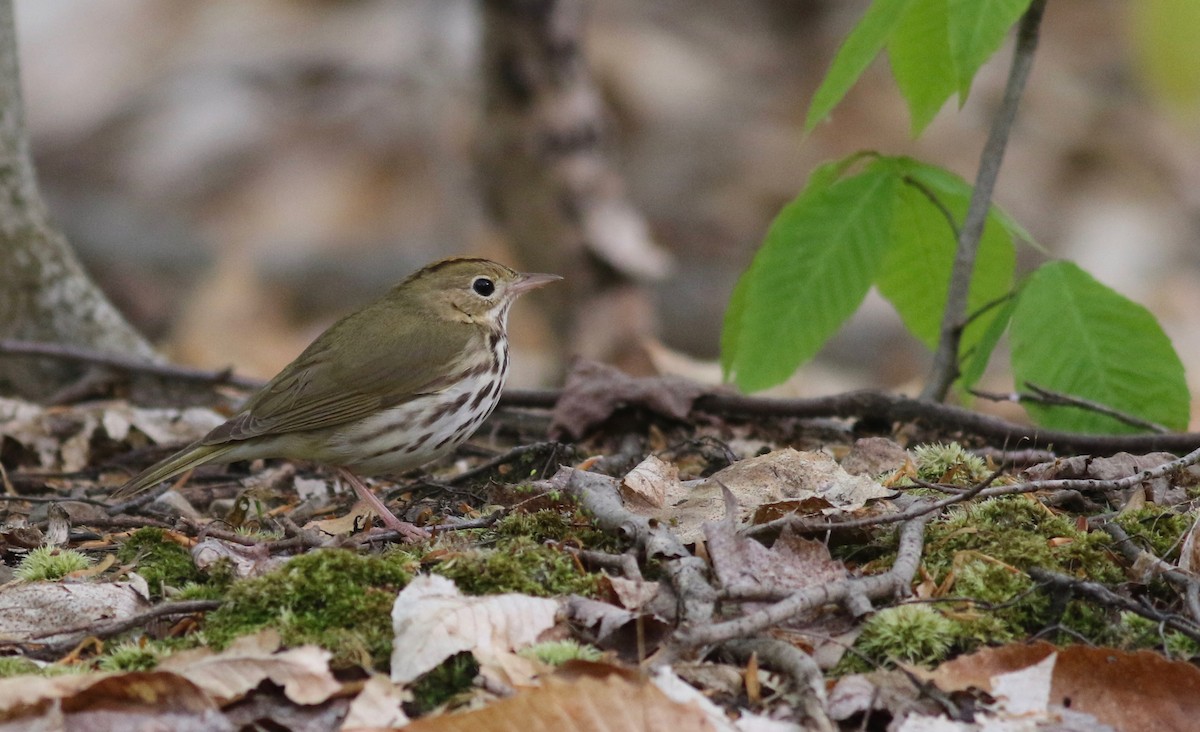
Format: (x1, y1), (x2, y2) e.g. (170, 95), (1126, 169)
(0, 0), (159, 401)
(477, 0), (671, 374)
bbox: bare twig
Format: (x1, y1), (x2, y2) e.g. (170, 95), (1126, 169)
(25, 599), (223, 658)
(551, 467), (717, 627)
(922, 0), (1048, 401)
(1101, 522), (1200, 625)
(973, 384), (1170, 434)
(501, 388), (1200, 457)
(1028, 567), (1200, 643)
(0, 339), (264, 390)
(715, 639), (833, 732)
(673, 515), (930, 650)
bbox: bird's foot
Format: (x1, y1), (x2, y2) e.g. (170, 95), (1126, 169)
(337, 468), (430, 543)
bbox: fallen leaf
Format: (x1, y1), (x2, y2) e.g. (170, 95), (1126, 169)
(919, 642), (1200, 732)
(341, 674), (411, 730)
(159, 630), (342, 706)
(705, 515), (847, 601)
(390, 574), (559, 684)
(403, 667), (720, 732)
(550, 359), (705, 440)
(840, 437), (911, 477)
(619, 455), (678, 510)
(192, 538), (287, 578)
(0, 580), (150, 644)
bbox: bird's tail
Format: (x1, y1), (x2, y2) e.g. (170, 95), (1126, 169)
(114, 442), (235, 500)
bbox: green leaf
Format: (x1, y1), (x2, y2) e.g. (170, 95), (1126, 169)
(805, 0), (918, 132)
(722, 162), (897, 392)
(1009, 261), (1189, 433)
(887, 0), (958, 135)
(946, 0), (1033, 98)
(875, 159), (1015, 378)
(887, 159), (1037, 249)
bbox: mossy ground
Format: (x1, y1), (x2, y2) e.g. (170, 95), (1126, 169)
(116, 528), (207, 598)
(203, 548), (417, 669)
(839, 495), (1190, 672)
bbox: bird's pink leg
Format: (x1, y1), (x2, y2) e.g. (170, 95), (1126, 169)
(336, 467), (430, 542)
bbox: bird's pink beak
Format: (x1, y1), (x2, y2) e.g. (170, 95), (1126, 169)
(512, 272), (563, 294)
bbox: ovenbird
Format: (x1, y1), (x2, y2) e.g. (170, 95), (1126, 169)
(116, 257), (560, 539)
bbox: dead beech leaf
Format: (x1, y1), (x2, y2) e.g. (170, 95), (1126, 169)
(0, 580), (150, 643)
(341, 675), (411, 730)
(620, 455), (679, 510)
(705, 513), (846, 600)
(919, 642), (1200, 732)
(602, 575), (661, 610)
(404, 669), (721, 732)
(550, 359), (705, 440)
(0, 397), (224, 472)
(390, 574), (559, 684)
(159, 630), (341, 706)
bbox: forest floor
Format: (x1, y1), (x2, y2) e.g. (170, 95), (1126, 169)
(2, 360), (1199, 731)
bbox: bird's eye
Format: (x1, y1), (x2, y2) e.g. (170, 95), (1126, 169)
(472, 277), (495, 297)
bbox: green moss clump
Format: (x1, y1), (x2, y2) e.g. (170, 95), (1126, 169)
(856, 604), (957, 666)
(1113, 506), (1193, 561)
(519, 639), (603, 665)
(14, 547), (92, 581)
(410, 652), (479, 714)
(845, 496), (1133, 662)
(1114, 612), (1200, 659)
(117, 528), (203, 597)
(204, 548), (416, 669)
(492, 509), (621, 552)
(430, 536), (600, 597)
(911, 442), (990, 485)
(98, 642), (161, 672)
(0, 657), (42, 678)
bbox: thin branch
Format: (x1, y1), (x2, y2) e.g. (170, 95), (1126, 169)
(23, 600), (223, 659)
(922, 0), (1048, 401)
(1028, 567), (1200, 644)
(0, 339), (263, 390)
(900, 175), (960, 239)
(1022, 382), (1170, 434)
(1101, 522), (1200, 625)
(673, 514), (930, 650)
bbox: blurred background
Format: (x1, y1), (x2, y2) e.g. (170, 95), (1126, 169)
(14, 0), (1200, 415)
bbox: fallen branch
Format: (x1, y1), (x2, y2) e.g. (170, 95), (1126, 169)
(671, 514), (929, 651)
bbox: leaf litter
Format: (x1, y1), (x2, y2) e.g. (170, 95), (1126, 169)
(2, 374), (1200, 730)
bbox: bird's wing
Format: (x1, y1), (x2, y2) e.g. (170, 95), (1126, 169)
(203, 302), (472, 444)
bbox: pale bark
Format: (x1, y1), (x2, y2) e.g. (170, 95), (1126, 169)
(478, 0), (671, 373)
(0, 0), (159, 400)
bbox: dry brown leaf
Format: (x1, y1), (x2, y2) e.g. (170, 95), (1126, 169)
(919, 642), (1200, 732)
(390, 574), (559, 684)
(602, 575), (661, 610)
(158, 630), (341, 706)
(839, 437), (911, 477)
(0, 670), (229, 731)
(0, 580), (151, 644)
(705, 517), (847, 600)
(404, 669), (721, 732)
(0, 397), (224, 472)
(340, 675), (411, 730)
(550, 359), (705, 440)
(619, 455), (678, 510)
